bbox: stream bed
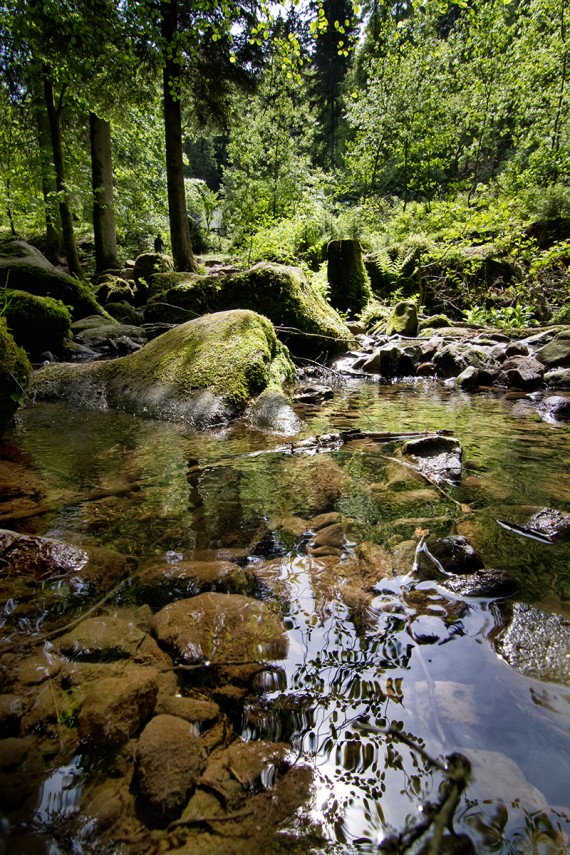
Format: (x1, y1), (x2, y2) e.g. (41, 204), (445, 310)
(1, 378), (570, 854)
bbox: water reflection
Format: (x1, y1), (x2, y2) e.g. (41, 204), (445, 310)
(3, 385), (570, 852)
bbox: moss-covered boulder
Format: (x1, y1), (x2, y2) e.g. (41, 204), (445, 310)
(3, 290), (71, 356)
(0, 239), (105, 320)
(386, 300), (418, 336)
(327, 239), (372, 316)
(0, 318), (30, 434)
(32, 310), (297, 431)
(93, 274), (136, 306)
(133, 252), (174, 305)
(145, 262), (353, 358)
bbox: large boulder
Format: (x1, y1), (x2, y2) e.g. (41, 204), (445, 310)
(326, 239), (372, 316)
(535, 329), (570, 368)
(145, 262), (353, 358)
(0, 239), (105, 320)
(0, 318), (30, 434)
(32, 310), (297, 431)
(133, 252), (174, 305)
(3, 289), (71, 356)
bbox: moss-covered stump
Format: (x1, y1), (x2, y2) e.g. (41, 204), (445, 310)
(0, 318), (30, 434)
(0, 239), (105, 320)
(3, 290), (71, 356)
(327, 239), (372, 317)
(32, 310), (296, 431)
(145, 262), (353, 358)
(386, 299), (418, 336)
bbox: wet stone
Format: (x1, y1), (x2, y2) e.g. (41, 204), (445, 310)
(152, 592), (288, 665)
(539, 394), (570, 421)
(0, 528), (88, 581)
(0, 736), (44, 813)
(402, 435), (462, 485)
(77, 665), (159, 747)
(408, 614), (446, 644)
(136, 558), (250, 606)
(419, 535), (484, 575)
(155, 695), (220, 728)
(441, 569), (520, 598)
(527, 507), (570, 540)
(494, 603), (570, 684)
(55, 614), (148, 662)
(135, 714), (207, 825)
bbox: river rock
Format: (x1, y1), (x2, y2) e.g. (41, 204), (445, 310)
(535, 328), (570, 368)
(0, 319), (30, 434)
(456, 365), (481, 390)
(135, 714), (206, 823)
(136, 558), (249, 607)
(538, 394), (570, 421)
(544, 367), (570, 388)
(402, 435), (462, 485)
(420, 535), (484, 575)
(526, 507), (570, 540)
(0, 528), (88, 581)
(54, 613), (148, 662)
(156, 695), (220, 728)
(441, 569), (520, 598)
(73, 322), (147, 353)
(293, 384), (335, 405)
(145, 262), (353, 358)
(245, 389), (303, 436)
(77, 665), (158, 746)
(153, 592), (288, 664)
(493, 603), (570, 684)
(386, 300), (418, 336)
(433, 343), (486, 378)
(498, 355), (545, 389)
(33, 310), (296, 432)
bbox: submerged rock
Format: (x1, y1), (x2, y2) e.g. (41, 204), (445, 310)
(136, 557), (250, 606)
(33, 310), (296, 431)
(153, 592), (288, 664)
(526, 507), (570, 540)
(77, 665), (158, 747)
(539, 394), (570, 421)
(493, 603), (570, 684)
(441, 569), (520, 598)
(135, 714), (206, 824)
(402, 434), (462, 485)
(420, 535), (484, 575)
(0, 528), (88, 581)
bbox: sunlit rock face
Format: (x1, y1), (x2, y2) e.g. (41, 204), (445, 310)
(493, 602), (570, 684)
(32, 310), (297, 432)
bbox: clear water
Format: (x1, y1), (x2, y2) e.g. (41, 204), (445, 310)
(3, 379), (570, 853)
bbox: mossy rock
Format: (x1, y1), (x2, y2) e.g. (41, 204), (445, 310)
(3, 290), (71, 356)
(0, 318), (30, 434)
(32, 309), (297, 431)
(145, 262), (353, 358)
(418, 314), (454, 332)
(358, 300), (391, 332)
(104, 300), (142, 325)
(0, 239), (106, 320)
(327, 239), (372, 316)
(93, 275), (136, 306)
(386, 300), (418, 336)
(133, 252), (174, 305)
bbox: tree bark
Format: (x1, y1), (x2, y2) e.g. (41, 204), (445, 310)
(43, 72), (83, 278)
(35, 98), (62, 261)
(161, 0), (197, 273)
(89, 113), (120, 272)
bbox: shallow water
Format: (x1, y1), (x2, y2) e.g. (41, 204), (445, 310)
(2, 379), (570, 853)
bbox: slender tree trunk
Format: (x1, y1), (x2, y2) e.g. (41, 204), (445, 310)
(43, 72), (82, 278)
(35, 98), (62, 261)
(161, 0), (197, 272)
(90, 113), (120, 272)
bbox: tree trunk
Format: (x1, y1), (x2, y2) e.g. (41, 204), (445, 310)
(90, 113), (120, 272)
(43, 72), (82, 278)
(327, 239), (371, 316)
(35, 99), (62, 261)
(161, 0), (197, 273)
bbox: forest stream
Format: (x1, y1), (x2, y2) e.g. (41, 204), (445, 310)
(1, 377), (570, 854)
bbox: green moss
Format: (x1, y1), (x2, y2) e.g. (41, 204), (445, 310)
(34, 310), (296, 428)
(386, 300), (418, 336)
(145, 262), (353, 357)
(418, 313), (454, 331)
(4, 289), (71, 355)
(0, 239), (106, 320)
(0, 317), (30, 433)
